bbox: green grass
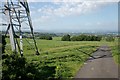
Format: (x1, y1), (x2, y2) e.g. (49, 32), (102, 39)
(4, 37), (119, 78)
(106, 39), (120, 64)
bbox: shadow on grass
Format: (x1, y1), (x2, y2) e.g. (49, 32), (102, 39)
(2, 54), (56, 80)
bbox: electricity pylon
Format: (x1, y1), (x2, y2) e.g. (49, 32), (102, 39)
(0, 0), (40, 56)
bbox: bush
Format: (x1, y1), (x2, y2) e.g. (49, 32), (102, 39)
(71, 35), (102, 41)
(2, 54), (56, 80)
(39, 35), (52, 40)
(71, 36), (78, 41)
(61, 34), (71, 41)
(106, 36), (115, 42)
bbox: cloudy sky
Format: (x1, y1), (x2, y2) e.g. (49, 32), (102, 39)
(0, 0), (118, 33)
(28, 1), (118, 32)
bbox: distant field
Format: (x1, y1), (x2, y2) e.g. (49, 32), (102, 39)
(4, 37), (119, 78)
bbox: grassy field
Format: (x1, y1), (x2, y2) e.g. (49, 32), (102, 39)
(106, 39), (119, 64)
(4, 37), (119, 78)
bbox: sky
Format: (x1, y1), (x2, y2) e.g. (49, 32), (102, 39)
(0, 0), (118, 33)
(28, 1), (118, 33)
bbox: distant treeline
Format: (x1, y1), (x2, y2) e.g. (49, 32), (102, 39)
(4, 33), (56, 40)
(71, 35), (102, 41)
(2, 31), (118, 41)
(61, 34), (117, 42)
(38, 35), (52, 40)
(23, 33), (57, 39)
(34, 33), (57, 37)
(35, 33), (56, 40)
(105, 36), (115, 42)
(62, 34), (102, 41)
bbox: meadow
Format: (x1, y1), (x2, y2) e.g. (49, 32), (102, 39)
(4, 37), (119, 78)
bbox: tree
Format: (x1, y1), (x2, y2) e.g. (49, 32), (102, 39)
(96, 36), (102, 41)
(70, 35), (102, 41)
(39, 35), (52, 40)
(106, 36), (115, 42)
(61, 34), (71, 41)
(45, 36), (52, 40)
(71, 36), (78, 41)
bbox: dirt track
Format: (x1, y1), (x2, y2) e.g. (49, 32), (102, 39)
(74, 45), (119, 78)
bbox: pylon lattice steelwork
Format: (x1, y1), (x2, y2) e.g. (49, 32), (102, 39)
(0, 0), (40, 56)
